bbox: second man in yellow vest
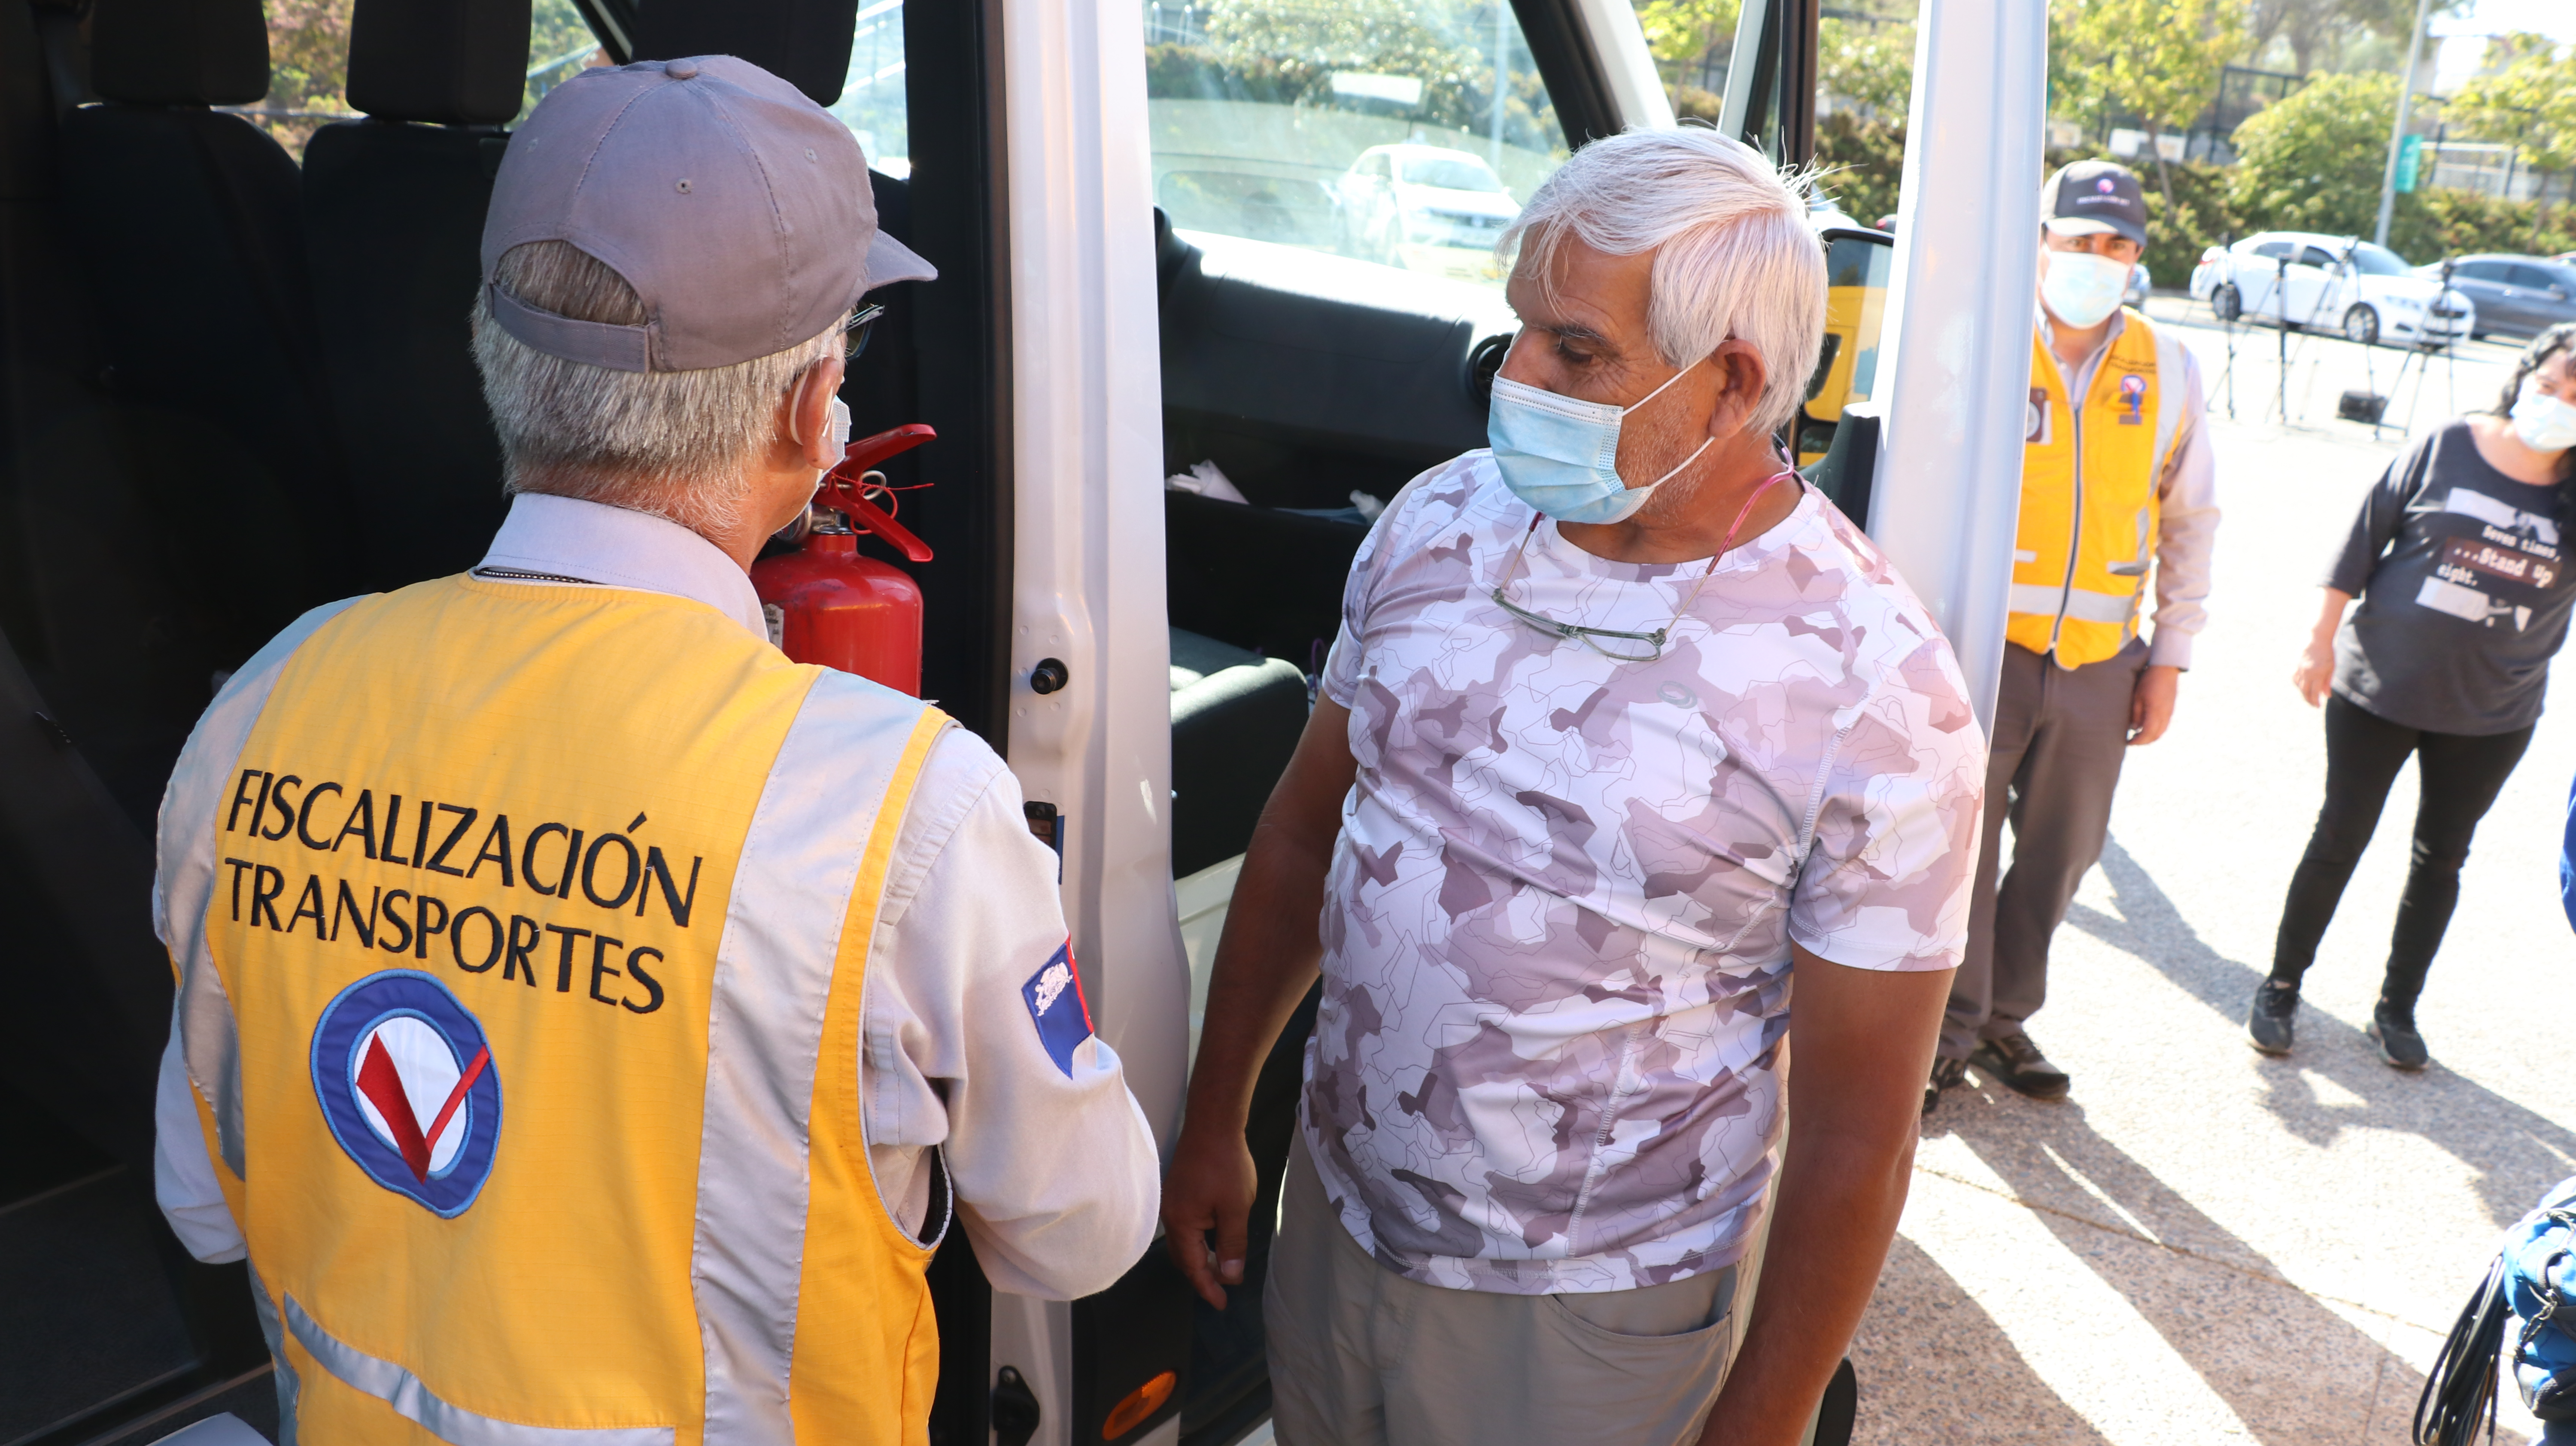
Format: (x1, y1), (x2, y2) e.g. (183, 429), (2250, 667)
(1928, 160), (2220, 1110)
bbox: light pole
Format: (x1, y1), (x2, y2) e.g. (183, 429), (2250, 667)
(2373, 0), (2433, 247)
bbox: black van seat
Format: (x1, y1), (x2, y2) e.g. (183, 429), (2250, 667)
(39, 0), (354, 823)
(1166, 490), (1367, 670)
(303, 0), (529, 591)
(629, 0), (860, 106)
(1169, 626), (1307, 878)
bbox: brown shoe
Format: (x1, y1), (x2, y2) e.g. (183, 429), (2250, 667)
(1970, 1033), (2070, 1100)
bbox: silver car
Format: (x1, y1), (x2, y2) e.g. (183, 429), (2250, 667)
(1332, 144), (1520, 282)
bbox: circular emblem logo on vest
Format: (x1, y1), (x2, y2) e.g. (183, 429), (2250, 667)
(310, 970), (502, 1216)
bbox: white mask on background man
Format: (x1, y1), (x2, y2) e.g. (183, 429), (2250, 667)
(2509, 381), (2576, 453)
(2040, 249), (2130, 330)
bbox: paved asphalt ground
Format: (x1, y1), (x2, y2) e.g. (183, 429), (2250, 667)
(1850, 300), (2571, 1444)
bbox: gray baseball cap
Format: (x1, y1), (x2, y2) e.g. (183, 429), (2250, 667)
(2039, 159), (2149, 249)
(481, 55), (935, 373)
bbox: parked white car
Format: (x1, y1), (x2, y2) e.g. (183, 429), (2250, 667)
(1332, 144), (1521, 281)
(2190, 231), (2473, 347)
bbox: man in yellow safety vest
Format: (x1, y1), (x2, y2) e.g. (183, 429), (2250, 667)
(149, 56), (1160, 1443)
(1927, 160), (2220, 1112)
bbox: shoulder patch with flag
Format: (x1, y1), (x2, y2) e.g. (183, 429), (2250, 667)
(1021, 942), (1094, 1077)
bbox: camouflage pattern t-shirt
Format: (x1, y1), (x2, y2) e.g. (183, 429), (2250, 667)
(1306, 452), (1984, 1294)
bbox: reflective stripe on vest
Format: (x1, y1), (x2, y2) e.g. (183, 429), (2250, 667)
(170, 576), (948, 1446)
(2007, 308), (2180, 668)
(288, 1295), (676, 1446)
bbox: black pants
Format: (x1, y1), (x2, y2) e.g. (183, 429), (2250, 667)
(2269, 694), (2533, 1016)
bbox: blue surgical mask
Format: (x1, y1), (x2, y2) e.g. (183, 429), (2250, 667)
(2040, 249), (2129, 330)
(1487, 363), (1713, 525)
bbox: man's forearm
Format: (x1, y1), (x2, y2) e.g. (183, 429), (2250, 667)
(1699, 1130), (1917, 1446)
(1179, 819), (1331, 1133)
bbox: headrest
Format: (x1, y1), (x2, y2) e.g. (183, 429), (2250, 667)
(629, 0), (860, 108)
(347, 0), (536, 125)
(90, 0), (268, 106)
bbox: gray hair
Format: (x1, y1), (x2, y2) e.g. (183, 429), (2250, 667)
(472, 241), (841, 537)
(1502, 128), (1826, 437)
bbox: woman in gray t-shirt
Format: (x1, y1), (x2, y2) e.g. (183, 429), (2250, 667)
(2251, 324), (2576, 1069)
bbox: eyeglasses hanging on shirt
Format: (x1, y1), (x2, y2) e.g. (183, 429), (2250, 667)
(1490, 468), (1796, 663)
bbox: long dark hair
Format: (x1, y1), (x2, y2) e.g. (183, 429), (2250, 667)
(2492, 322), (2576, 487)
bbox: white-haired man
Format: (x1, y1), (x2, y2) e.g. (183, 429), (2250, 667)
(1162, 130), (1984, 1446)
(148, 57), (1157, 1441)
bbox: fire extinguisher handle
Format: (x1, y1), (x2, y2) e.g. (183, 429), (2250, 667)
(822, 477), (935, 563)
(817, 421), (938, 563)
(834, 422), (937, 476)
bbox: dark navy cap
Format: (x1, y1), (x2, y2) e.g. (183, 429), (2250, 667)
(2039, 160), (2149, 248)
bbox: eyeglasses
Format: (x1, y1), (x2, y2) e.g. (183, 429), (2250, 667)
(841, 303), (886, 361)
(1489, 527), (1706, 662)
(1489, 469), (1796, 664)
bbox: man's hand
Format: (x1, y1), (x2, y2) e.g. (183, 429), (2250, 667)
(1165, 1121), (1260, 1309)
(1698, 950), (1950, 1446)
(2127, 664), (2180, 745)
(1159, 698), (1356, 1309)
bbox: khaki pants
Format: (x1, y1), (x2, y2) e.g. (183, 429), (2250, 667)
(1941, 638), (2146, 1060)
(1264, 1135), (1739, 1446)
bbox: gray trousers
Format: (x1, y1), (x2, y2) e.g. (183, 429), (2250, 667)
(1266, 1134), (1741, 1446)
(1941, 638), (2146, 1061)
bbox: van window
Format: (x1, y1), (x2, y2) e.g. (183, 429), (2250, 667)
(829, 0), (909, 176)
(1144, 0), (1571, 290)
(520, 0), (608, 123)
(242, 1), (358, 158)
(237, 0), (607, 159)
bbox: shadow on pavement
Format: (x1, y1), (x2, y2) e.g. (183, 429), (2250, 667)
(1930, 1097), (2426, 1445)
(2066, 835), (2576, 1230)
(1848, 1235), (2116, 1446)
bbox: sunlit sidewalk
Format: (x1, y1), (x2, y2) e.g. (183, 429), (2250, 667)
(1850, 325), (2570, 1445)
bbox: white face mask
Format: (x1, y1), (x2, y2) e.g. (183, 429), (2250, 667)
(2040, 249), (2131, 330)
(2510, 382), (2576, 453)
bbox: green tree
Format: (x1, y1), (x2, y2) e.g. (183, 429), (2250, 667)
(2051, 0), (2245, 211)
(1194, 0), (1558, 148)
(2225, 69), (2392, 237)
(522, 0), (605, 119)
(2445, 35), (2576, 242)
(1633, 0), (1738, 92)
(255, 0), (352, 157)
(1818, 13), (1912, 118)
(2242, 0), (2463, 76)
(1811, 12), (1913, 225)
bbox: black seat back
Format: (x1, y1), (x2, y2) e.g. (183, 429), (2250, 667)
(304, 0), (529, 591)
(38, 0), (355, 823)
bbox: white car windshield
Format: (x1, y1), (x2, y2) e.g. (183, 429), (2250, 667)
(2349, 242), (2411, 277)
(1402, 155), (1506, 191)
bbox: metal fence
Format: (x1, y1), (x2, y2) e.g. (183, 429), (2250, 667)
(2422, 140), (2571, 206)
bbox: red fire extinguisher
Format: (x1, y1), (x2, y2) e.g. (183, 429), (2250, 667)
(753, 422), (936, 695)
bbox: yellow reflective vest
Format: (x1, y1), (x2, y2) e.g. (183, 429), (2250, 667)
(2010, 308), (2189, 668)
(162, 576), (948, 1446)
